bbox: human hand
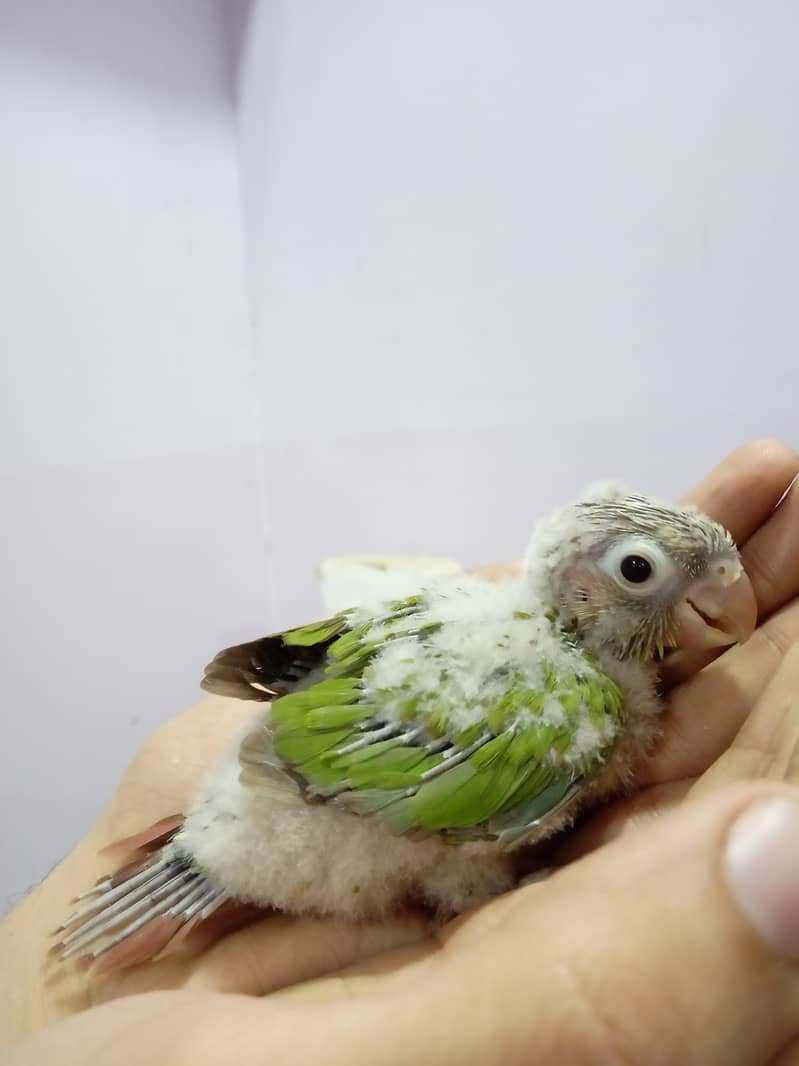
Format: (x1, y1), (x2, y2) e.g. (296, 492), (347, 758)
(7, 770), (799, 1064)
(3, 439), (799, 1064)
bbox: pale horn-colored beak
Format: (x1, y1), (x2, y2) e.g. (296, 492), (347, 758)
(670, 556), (757, 652)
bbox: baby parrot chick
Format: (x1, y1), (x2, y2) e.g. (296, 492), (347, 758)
(55, 482), (756, 969)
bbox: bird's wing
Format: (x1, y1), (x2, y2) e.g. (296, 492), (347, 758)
(232, 607), (624, 849)
(201, 615), (352, 701)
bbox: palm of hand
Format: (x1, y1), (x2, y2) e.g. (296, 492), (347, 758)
(33, 441), (799, 1025)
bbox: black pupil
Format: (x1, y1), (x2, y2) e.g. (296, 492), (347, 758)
(620, 555), (652, 583)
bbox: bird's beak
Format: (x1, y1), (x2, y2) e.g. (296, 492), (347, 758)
(670, 557), (757, 651)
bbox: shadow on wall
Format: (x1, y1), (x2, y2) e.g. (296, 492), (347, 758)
(0, 0), (254, 106)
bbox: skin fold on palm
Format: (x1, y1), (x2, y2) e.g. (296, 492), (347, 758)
(3, 438), (799, 1051)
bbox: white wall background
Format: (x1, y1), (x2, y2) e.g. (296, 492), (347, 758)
(2, 0), (797, 911)
(239, 0), (799, 622)
(0, 0), (268, 910)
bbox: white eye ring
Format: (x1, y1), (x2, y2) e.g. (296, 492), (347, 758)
(597, 537), (676, 597)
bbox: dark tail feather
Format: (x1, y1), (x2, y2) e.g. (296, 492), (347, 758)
(98, 814), (185, 859)
(201, 634), (328, 702)
(53, 819), (228, 971)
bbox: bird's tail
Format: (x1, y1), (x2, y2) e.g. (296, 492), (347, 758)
(51, 815), (229, 973)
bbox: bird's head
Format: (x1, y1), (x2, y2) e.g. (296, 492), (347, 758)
(525, 482), (757, 662)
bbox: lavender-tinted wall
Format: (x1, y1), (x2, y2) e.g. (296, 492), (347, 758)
(2, 0), (797, 910)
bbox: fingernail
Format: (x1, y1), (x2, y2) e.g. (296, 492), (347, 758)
(724, 799), (799, 958)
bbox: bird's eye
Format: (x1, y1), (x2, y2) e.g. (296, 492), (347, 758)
(597, 537), (675, 597)
(619, 555), (652, 584)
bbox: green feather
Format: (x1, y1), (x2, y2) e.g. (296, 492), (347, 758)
(253, 593), (628, 842)
(305, 705), (370, 729)
(409, 756), (520, 829)
(274, 727), (355, 765)
(470, 733), (513, 769)
(494, 763), (556, 815)
(491, 775), (575, 831)
(282, 616), (350, 647)
(485, 689), (544, 731)
(322, 736), (410, 768)
(270, 678), (360, 724)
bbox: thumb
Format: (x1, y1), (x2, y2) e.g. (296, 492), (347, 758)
(447, 781), (799, 1066)
(264, 782), (799, 1066)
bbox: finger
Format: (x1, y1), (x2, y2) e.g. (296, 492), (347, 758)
(0, 991), (209, 1066)
(639, 600), (799, 787)
(569, 636), (799, 856)
(98, 696), (260, 844)
(506, 783), (799, 1066)
(691, 642), (799, 797)
(185, 911), (433, 997)
(544, 779), (693, 863)
(570, 637), (799, 854)
(680, 438), (799, 544)
(664, 440), (799, 686)
(471, 561), (520, 581)
(665, 473), (799, 687)
(643, 448), (799, 775)
(772, 1038), (799, 1066)
(83, 906), (433, 1003)
(740, 473), (799, 621)
(241, 783), (799, 1066)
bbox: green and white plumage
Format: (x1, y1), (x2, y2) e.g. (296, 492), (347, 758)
(57, 482), (756, 966)
(237, 579), (624, 848)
